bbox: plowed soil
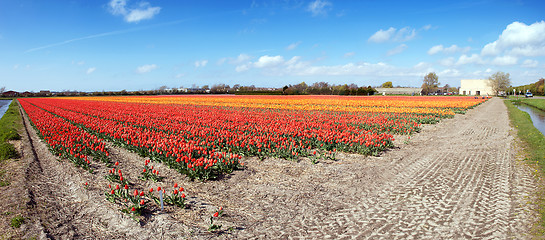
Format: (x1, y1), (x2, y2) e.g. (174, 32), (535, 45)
(3, 97), (539, 239)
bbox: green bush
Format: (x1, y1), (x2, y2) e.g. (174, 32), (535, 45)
(0, 142), (19, 160)
(0, 129), (21, 142)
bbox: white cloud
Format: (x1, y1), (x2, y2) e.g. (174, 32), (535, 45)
(427, 45), (444, 55)
(253, 55), (285, 68)
(235, 64), (250, 72)
(440, 68), (462, 77)
(522, 59), (539, 68)
(368, 27), (416, 43)
(422, 24), (432, 31)
(368, 27), (395, 43)
(343, 52), (355, 58)
(456, 54), (484, 65)
(175, 73), (185, 78)
(427, 44), (470, 55)
(86, 67), (96, 74)
(491, 55), (518, 66)
(194, 60), (208, 68)
(307, 0), (332, 16)
(234, 54), (423, 78)
(220, 54), (252, 65)
(413, 62), (431, 69)
(234, 54), (251, 63)
(286, 41), (302, 50)
(108, 0), (161, 23)
(136, 64), (157, 73)
(438, 57), (455, 66)
(481, 21), (545, 57)
(386, 44), (408, 56)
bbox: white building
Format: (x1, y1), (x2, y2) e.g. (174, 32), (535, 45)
(375, 87), (422, 95)
(459, 79), (494, 96)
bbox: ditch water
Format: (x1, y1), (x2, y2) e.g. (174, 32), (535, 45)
(0, 100), (12, 119)
(515, 103), (545, 136)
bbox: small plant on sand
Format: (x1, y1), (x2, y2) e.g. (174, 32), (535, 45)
(208, 207), (224, 232)
(10, 215), (25, 228)
(139, 159), (164, 182)
(105, 184), (147, 216)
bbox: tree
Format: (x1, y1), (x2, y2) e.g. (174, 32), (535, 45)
(0, 86), (5, 94)
(488, 71), (511, 96)
(381, 81), (393, 88)
(421, 72), (439, 95)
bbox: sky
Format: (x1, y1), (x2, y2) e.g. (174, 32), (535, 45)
(1, 0), (544, 92)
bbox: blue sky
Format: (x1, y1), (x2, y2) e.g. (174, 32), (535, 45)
(1, 0), (544, 92)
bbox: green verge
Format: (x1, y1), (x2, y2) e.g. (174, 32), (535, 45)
(0, 100), (21, 160)
(504, 99), (545, 234)
(520, 99), (545, 112)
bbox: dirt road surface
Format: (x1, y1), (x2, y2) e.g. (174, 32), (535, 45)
(16, 97), (538, 239)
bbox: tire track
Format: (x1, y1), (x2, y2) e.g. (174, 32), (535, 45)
(231, 98), (537, 239)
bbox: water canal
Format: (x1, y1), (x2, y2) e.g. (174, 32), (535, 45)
(515, 103), (545, 136)
(0, 100), (12, 119)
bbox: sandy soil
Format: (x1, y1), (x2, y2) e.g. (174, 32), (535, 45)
(8, 97), (539, 239)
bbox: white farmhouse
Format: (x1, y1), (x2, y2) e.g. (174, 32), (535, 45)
(459, 79), (494, 96)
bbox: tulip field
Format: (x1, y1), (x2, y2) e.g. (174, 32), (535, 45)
(17, 95), (487, 221)
(19, 95), (486, 181)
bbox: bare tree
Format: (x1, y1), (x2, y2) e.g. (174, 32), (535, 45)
(488, 71), (511, 96)
(0, 86), (5, 94)
(421, 72), (439, 95)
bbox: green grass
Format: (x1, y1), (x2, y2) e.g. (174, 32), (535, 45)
(0, 169), (10, 187)
(0, 100), (21, 161)
(9, 215), (24, 228)
(505, 100), (545, 234)
(519, 99), (545, 112)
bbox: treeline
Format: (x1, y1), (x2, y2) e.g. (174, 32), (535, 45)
(509, 78), (544, 95)
(4, 81), (378, 97)
(282, 82), (376, 95)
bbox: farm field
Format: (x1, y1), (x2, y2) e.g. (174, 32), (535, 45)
(5, 96), (538, 239)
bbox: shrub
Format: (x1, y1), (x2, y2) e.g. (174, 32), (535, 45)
(0, 142), (19, 160)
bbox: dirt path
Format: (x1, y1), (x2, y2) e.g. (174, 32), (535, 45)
(19, 97), (538, 239)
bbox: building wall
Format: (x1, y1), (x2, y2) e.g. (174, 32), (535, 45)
(459, 79), (494, 96)
(375, 88), (422, 95)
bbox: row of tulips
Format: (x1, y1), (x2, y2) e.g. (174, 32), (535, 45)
(19, 99), (111, 170)
(69, 95), (487, 117)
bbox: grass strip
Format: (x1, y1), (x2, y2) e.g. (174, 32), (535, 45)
(519, 99), (545, 112)
(505, 99), (545, 234)
(0, 100), (21, 160)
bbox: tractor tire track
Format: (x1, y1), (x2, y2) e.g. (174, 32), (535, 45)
(229, 98), (537, 239)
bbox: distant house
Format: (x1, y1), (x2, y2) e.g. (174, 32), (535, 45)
(375, 87), (422, 95)
(459, 79), (493, 96)
(1, 91), (19, 97)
